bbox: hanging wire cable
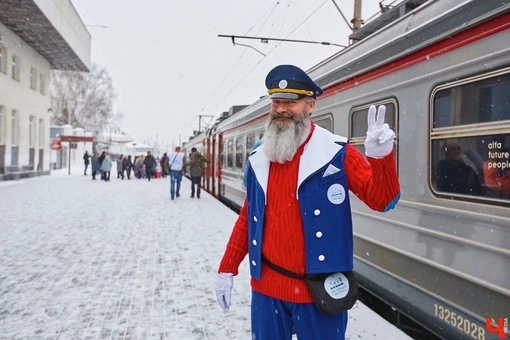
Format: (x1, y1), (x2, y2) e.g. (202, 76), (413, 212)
(199, 0), (336, 121)
(197, 1), (284, 114)
(330, 0), (353, 30)
(207, 0), (333, 116)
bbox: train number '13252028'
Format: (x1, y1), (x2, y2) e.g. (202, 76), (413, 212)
(434, 303), (486, 339)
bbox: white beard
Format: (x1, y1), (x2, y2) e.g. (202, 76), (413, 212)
(262, 113), (311, 164)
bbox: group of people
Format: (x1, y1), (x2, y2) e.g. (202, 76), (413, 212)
(165, 146), (210, 200)
(83, 150), (131, 181)
(82, 147), (210, 197)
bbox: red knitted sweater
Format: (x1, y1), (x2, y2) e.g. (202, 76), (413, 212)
(218, 129), (400, 303)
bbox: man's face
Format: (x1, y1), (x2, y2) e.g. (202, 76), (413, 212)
(262, 98), (314, 163)
(269, 98), (315, 130)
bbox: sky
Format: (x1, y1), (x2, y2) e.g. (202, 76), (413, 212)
(70, 0), (387, 149)
(0, 164), (412, 339)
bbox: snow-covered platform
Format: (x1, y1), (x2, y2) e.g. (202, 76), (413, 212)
(0, 166), (412, 339)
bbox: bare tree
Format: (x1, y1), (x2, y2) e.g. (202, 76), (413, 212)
(50, 64), (116, 137)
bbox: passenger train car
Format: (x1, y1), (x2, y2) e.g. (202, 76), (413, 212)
(184, 0), (510, 338)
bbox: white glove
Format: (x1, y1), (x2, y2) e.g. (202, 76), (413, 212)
(364, 105), (395, 159)
(215, 273), (234, 311)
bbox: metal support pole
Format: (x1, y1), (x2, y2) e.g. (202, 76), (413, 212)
(68, 141), (71, 175)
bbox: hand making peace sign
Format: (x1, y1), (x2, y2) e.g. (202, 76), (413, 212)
(364, 105), (395, 158)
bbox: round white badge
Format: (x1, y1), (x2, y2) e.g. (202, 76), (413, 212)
(324, 272), (349, 299)
(278, 79), (288, 89)
(327, 184), (345, 205)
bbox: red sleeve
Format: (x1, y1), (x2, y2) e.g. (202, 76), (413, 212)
(218, 198), (249, 275)
(344, 144), (400, 211)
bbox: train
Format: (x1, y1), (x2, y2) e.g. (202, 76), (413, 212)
(184, 0), (510, 339)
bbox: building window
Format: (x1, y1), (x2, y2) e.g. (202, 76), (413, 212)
(38, 118), (44, 147)
(0, 45), (7, 74)
(430, 68), (510, 203)
(30, 67), (37, 90)
(11, 109), (18, 145)
(0, 105), (4, 144)
(40, 73), (46, 95)
(29, 115), (35, 147)
(11, 54), (20, 81)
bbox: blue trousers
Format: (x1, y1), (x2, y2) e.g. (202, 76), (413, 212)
(170, 171), (182, 198)
(251, 291), (348, 340)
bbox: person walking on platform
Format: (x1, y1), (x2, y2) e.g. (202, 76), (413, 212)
(100, 151), (113, 182)
(186, 147), (209, 199)
(215, 64), (400, 340)
(154, 158), (162, 178)
(143, 151), (156, 181)
(98, 151), (106, 180)
(116, 154), (125, 179)
(91, 151), (100, 180)
(123, 155), (134, 180)
(167, 146), (185, 200)
(83, 151), (90, 175)
(161, 152), (169, 178)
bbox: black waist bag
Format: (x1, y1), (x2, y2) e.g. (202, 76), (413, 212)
(305, 271), (358, 315)
(262, 256), (358, 315)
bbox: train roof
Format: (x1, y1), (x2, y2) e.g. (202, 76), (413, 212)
(215, 95), (271, 134)
(214, 0), (510, 135)
(309, 0), (510, 90)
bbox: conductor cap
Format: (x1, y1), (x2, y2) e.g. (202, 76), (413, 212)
(265, 64), (323, 100)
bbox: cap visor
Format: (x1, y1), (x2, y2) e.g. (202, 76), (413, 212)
(269, 92), (300, 100)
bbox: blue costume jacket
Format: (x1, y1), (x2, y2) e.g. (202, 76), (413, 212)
(245, 125), (355, 280)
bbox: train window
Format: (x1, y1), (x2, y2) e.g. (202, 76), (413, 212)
(431, 69), (510, 202)
(235, 137), (243, 169)
(350, 101), (398, 156)
(246, 133), (256, 160)
(433, 73), (510, 128)
(226, 138), (234, 168)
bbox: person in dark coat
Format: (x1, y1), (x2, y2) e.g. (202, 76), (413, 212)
(185, 147), (210, 198)
(123, 155), (134, 180)
(91, 152), (100, 180)
(161, 153), (169, 178)
(143, 151), (156, 181)
(116, 155), (125, 179)
(98, 151), (106, 180)
(83, 151), (90, 175)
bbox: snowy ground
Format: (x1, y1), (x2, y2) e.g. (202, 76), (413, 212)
(0, 165), (412, 339)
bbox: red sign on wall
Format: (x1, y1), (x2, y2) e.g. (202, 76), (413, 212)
(51, 138), (61, 150)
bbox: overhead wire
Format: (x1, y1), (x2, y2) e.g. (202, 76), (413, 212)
(204, 0), (332, 122)
(197, 1), (283, 116)
(195, 0), (337, 131)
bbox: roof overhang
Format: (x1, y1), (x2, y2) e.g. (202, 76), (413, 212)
(0, 0), (91, 71)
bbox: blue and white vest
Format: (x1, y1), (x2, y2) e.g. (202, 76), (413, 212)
(245, 125), (354, 280)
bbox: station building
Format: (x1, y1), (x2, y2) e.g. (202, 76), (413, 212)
(0, 0), (90, 179)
